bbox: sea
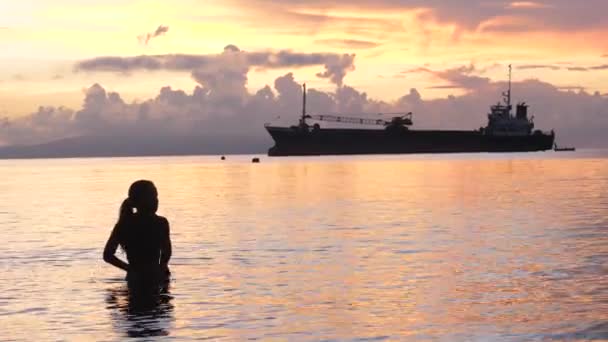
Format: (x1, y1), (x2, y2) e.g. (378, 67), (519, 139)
(0, 151), (607, 341)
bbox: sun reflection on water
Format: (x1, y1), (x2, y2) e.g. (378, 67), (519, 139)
(0, 154), (606, 340)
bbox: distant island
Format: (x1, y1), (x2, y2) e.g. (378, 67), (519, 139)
(0, 135), (271, 159)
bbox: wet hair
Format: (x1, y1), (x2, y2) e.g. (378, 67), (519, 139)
(116, 180), (159, 252)
(118, 180), (159, 222)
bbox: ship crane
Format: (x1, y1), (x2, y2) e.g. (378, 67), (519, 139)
(299, 83), (413, 127)
(305, 112), (413, 127)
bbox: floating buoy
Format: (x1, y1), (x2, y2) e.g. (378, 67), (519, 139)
(221, 155), (226, 160)
(252, 157), (260, 163)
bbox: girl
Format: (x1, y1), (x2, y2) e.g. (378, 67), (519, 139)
(103, 180), (172, 289)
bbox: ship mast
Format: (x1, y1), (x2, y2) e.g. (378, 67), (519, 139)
(503, 64), (513, 116)
(301, 83), (307, 125)
(508, 64), (512, 112)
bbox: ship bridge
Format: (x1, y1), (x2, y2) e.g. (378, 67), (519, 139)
(484, 65), (535, 136)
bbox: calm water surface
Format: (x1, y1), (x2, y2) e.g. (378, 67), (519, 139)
(0, 151), (607, 341)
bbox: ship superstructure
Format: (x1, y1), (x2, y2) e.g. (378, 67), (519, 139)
(484, 65), (535, 136)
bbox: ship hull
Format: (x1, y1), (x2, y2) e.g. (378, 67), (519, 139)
(266, 126), (555, 156)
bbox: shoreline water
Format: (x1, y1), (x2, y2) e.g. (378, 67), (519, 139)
(0, 147), (605, 162)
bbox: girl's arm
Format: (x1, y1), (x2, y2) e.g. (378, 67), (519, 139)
(103, 225), (129, 272)
(160, 218), (172, 272)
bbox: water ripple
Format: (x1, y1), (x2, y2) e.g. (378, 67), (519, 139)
(0, 155), (606, 340)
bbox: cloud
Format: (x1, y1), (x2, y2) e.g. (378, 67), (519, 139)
(590, 64), (608, 70)
(2, 61), (607, 155)
(315, 54), (355, 86)
(76, 45), (356, 86)
(233, 0), (608, 32)
(433, 65), (491, 90)
(557, 86), (586, 91)
(0, 105), (75, 146)
(408, 62), (607, 75)
(566, 64), (608, 72)
(567, 66), (589, 71)
(426, 85), (461, 89)
(479, 21), (535, 33)
(315, 39), (381, 49)
(517, 64), (561, 71)
(400, 67), (433, 74)
(401, 64), (490, 90)
(507, 1), (551, 9)
(137, 25), (169, 45)
(206, 5), (403, 39)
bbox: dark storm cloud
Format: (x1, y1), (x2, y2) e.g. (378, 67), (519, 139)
(315, 39), (381, 49)
(76, 45), (356, 86)
(138, 25), (169, 45)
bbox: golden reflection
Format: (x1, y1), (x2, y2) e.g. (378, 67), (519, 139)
(0, 155), (607, 339)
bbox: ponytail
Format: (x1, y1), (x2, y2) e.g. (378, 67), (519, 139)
(115, 181), (156, 251)
(118, 197), (134, 224)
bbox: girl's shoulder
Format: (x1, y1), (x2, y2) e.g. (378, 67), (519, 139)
(155, 215), (169, 223)
(154, 215), (170, 230)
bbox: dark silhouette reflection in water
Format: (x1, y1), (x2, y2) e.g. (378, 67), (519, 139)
(105, 280), (174, 338)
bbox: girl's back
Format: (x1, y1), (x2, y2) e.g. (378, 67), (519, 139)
(117, 214), (169, 271)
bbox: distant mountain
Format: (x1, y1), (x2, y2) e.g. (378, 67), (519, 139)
(0, 134), (271, 159)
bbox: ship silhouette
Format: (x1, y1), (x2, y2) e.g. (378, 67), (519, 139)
(265, 66), (555, 156)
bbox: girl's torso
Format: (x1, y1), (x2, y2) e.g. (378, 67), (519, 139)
(117, 214), (168, 272)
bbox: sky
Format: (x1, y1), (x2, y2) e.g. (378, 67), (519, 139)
(0, 0), (607, 151)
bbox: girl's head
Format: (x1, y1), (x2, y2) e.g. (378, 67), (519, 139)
(120, 180), (158, 221)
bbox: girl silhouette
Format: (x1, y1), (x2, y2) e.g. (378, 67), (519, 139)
(104, 180), (172, 289)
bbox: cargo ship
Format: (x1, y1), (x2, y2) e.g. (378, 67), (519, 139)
(265, 66), (555, 156)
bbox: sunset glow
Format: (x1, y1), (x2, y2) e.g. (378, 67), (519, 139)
(1, 0), (607, 147)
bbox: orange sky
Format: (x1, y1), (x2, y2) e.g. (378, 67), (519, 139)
(0, 0), (607, 117)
